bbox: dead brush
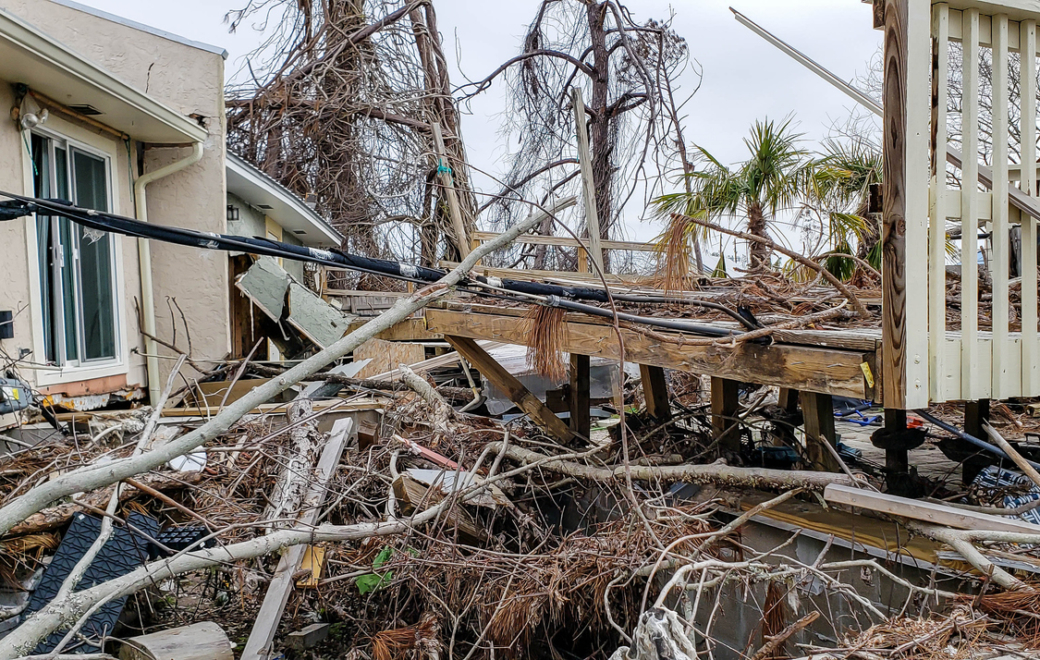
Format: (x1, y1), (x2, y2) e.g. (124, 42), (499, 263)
(525, 304), (568, 381)
(971, 588), (1040, 646)
(654, 212), (696, 292)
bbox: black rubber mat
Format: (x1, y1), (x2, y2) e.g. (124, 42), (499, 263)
(24, 512), (158, 654)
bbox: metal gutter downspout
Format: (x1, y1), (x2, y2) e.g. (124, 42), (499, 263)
(133, 141), (204, 406)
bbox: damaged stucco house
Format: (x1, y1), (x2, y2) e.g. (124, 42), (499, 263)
(0, 0), (342, 419)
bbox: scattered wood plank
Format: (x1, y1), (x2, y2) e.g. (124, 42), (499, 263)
(161, 398), (386, 418)
(392, 473), (487, 543)
(119, 621), (233, 660)
(353, 338), (426, 379)
(285, 623), (330, 651)
(240, 418), (353, 660)
(445, 336), (574, 442)
(824, 484), (1040, 534)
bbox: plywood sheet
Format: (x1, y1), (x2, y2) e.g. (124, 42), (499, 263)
(287, 282), (355, 348)
(354, 339), (426, 379)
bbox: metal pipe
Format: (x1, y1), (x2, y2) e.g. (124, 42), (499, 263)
(133, 141), (205, 406)
(915, 409), (1040, 471)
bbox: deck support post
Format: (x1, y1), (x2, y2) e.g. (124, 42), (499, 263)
(639, 364), (672, 422)
(445, 336), (574, 442)
(711, 377), (741, 454)
(569, 354), (591, 439)
(802, 392), (840, 472)
(963, 399), (991, 485)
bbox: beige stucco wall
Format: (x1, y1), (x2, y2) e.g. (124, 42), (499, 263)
(0, 83), (33, 366)
(0, 0), (230, 392)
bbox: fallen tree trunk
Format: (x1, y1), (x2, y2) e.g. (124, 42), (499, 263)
(0, 197), (575, 538)
(6, 473), (202, 537)
(487, 442), (860, 491)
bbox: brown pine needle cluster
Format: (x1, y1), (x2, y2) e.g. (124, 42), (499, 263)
(525, 305), (568, 381)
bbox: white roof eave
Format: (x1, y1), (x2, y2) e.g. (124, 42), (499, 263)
(226, 153), (343, 248)
(0, 8), (207, 144)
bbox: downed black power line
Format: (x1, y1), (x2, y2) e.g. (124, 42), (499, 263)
(0, 192), (750, 340)
(916, 410), (1040, 471)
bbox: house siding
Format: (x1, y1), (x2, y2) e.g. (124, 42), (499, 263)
(0, 0), (230, 392)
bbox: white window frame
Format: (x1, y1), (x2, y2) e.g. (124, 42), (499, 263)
(21, 119), (129, 386)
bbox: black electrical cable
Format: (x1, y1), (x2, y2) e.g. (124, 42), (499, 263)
(608, 294), (761, 330)
(915, 409), (1040, 471)
(545, 296), (743, 339)
(0, 192), (757, 340)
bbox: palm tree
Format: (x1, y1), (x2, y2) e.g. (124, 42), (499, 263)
(654, 120), (880, 288)
(654, 118), (814, 286)
(806, 139), (883, 277)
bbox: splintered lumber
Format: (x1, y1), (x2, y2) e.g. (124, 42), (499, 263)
(392, 473), (488, 543)
(445, 335), (574, 442)
(571, 87), (605, 274)
(823, 484), (1040, 534)
(240, 418), (353, 660)
(354, 338), (426, 379)
(119, 621), (233, 660)
(432, 121), (470, 257)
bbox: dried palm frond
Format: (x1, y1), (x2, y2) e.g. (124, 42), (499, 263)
(372, 625), (416, 660)
(2, 533), (59, 558)
(654, 212), (696, 292)
(759, 579), (788, 659)
(525, 304), (568, 380)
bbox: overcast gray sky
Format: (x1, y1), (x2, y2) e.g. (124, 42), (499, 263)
(74, 0), (882, 247)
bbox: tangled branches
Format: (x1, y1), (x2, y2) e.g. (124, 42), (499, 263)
(226, 0), (477, 271)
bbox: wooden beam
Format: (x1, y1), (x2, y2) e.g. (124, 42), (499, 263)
(801, 392), (840, 472)
(569, 353), (591, 438)
(825, 483), (1040, 534)
(711, 377), (741, 453)
(881, 0), (931, 409)
(241, 418), (353, 660)
(432, 122), (470, 258)
(639, 364), (672, 421)
(445, 336), (574, 442)
(571, 87), (605, 274)
(427, 308), (875, 399)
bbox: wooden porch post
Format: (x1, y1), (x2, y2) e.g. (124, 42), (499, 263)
(569, 354), (591, 439)
(711, 377), (741, 454)
(639, 364), (672, 422)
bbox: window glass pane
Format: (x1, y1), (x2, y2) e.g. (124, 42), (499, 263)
(55, 147), (78, 362)
(72, 150), (115, 360)
(31, 135), (55, 363)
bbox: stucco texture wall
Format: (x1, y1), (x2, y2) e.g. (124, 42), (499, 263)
(0, 0), (231, 387)
(0, 84), (33, 369)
